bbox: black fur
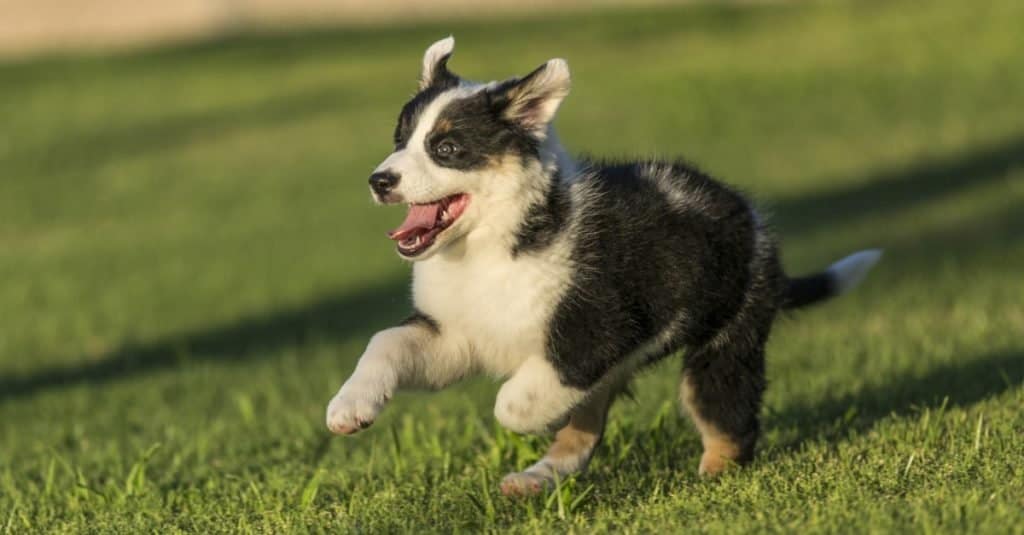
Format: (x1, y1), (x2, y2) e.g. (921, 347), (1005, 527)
(511, 171), (571, 256)
(508, 159), (787, 458)
(393, 68), (458, 150)
(401, 310), (440, 334)
(540, 161), (784, 387)
(426, 91), (539, 170)
(346, 43), (880, 484)
(394, 86), (447, 150)
(392, 80), (541, 172)
(783, 272), (836, 309)
(386, 51), (864, 465)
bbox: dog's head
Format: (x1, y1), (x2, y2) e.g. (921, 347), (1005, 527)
(368, 37), (571, 260)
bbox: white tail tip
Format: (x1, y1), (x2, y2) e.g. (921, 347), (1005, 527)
(828, 249), (883, 294)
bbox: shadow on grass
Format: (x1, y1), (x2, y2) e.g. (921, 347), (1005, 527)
(769, 134), (1024, 234)
(765, 348), (1024, 454)
(0, 278), (409, 403)
(3, 134), (1021, 409)
(572, 348), (1024, 510)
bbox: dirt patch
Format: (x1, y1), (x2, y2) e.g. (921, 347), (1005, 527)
(0, 0), (697, 58)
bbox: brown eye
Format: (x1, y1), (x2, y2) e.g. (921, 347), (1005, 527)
(435, 141), (459, 156)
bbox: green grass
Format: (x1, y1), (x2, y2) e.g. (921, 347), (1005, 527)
(2, 0), (1023, 532)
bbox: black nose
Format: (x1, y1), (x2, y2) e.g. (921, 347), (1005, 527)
(369, 171), (400, 196)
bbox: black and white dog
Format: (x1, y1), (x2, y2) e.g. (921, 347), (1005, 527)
(327, 37), (881, 496)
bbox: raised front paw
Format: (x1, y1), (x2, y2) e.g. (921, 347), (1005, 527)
(325, 384), (389, 435)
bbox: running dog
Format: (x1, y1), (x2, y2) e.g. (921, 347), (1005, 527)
(326, 37), (881, 496)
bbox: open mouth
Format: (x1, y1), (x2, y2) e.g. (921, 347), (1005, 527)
(387, 193), (470, 257)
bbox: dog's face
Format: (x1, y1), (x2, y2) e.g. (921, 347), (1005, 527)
(369, 37), (571, 260)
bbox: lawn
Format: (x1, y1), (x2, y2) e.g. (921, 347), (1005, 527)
(1, 0), (1023, 532)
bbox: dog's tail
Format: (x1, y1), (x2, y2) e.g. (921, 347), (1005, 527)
(782, 249), (883, 310)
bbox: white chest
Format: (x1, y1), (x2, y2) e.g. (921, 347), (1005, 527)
(412, 240), (572, 377)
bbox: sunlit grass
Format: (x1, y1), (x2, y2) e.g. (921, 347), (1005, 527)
(1, 0), (1022, 532)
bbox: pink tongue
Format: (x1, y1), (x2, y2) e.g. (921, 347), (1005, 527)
(388, 203), (441, 241)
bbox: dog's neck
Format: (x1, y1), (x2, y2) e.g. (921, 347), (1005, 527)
(496, 126), (576, 257)
(541, 126), (578, 183)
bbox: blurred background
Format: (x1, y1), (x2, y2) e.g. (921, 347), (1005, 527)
(0, 0), (682, 57)
(1, 0), (1022, 531)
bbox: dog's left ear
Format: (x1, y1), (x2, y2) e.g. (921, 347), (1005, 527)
(420, 36), (459, 91)
(489, 59), (571, 136)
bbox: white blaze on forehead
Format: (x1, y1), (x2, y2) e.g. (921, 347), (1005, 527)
(406, 83), (489, 156)
(373, 90), (455, 175)
(407, 89), (460, 154)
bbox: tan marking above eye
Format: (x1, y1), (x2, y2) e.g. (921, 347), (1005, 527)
(433, 118), (453, 134)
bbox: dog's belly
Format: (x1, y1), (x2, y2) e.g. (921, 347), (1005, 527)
(413, 247), (572, 378)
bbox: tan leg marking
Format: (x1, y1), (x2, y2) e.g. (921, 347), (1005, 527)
(500, 381), (621, 496)
(679, 374), (744, 476)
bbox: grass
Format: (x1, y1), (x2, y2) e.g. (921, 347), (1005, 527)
(1, 0), (1023, 532)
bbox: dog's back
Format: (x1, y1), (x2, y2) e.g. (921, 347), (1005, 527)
(527, 159), (783, 389)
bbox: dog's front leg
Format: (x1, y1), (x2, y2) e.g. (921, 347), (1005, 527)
(326, 318), (462, 435)
(500, 376), (626, 496)
(494, 356), (587, 435)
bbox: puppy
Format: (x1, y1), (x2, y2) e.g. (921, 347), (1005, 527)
(327, 37), (881, 496)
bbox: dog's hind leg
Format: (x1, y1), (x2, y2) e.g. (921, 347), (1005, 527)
(499, 378), (624, 496)
(680, 340), (766, 476)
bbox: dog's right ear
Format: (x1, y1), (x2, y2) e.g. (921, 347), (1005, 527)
(420, 36), (459, 91)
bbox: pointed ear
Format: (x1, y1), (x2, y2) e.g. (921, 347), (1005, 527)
(420, 36), (459, 90)
(489, 59), (571, 135)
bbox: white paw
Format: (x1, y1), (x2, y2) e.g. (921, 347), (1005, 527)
(325, 383), (388, 435)
(494, 395), (569, 434)
(493, 361), (582, 435)
(500, 471), (551, 497)
(493, 380), (575, 434)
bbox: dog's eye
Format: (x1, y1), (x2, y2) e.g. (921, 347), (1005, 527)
(435, 141), (459, 157)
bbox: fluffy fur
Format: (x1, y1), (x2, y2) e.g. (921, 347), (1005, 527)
(326, 37), (882, 495)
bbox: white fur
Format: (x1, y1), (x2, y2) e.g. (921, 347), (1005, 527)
(642, 161), (712, 213)
(373, 89), (467, 205)
(332, 40), (598, 438)
(330, 150), (583, 433)
(331, 39), (885, 495)
(828, 249), (883, 294)
(336, 82), (583, 434)
(499, 325), (676, 493)
(413, 233), (572, 377)
(420, 36), (455, 89)
(494, 357), (585, 434)
(326, 327), (407, 434)
(326, 318), (480, 433)
(341, 139), (589, 433)
(504, 59), (571, 136)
